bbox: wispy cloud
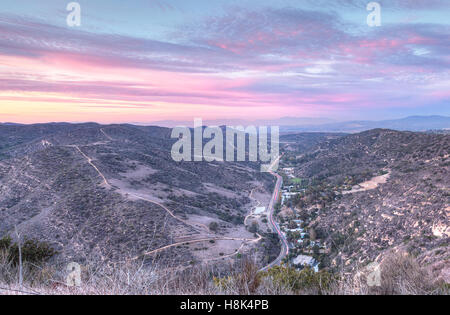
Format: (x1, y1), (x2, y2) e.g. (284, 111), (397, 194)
(0, 2), (449, 123)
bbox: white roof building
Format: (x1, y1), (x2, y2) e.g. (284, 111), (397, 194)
(293, 255), (319, 272)
(254, 206), (266, 214)
(293, 255), (315, 266)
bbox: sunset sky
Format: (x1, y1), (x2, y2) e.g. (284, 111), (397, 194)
(0, 0), (449, 124)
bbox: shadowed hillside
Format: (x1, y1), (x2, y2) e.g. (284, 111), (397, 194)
(0, 123), (275, 267)
(279, 129), (449, 283)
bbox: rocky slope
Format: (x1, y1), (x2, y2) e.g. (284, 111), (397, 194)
(0, 123), (274, 266)
(282, 129), (449, 281)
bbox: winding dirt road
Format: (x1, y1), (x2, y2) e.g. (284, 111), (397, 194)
(69, 145), (110, 188)
(69, 129), (265, 264)
(132, 233), (262, 261)
(126, 192), (209, 232)
(244, 185), (263, 225)
(69, 142), (208, 232)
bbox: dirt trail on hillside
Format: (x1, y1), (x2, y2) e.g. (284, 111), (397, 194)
(70, 129), (263, 264)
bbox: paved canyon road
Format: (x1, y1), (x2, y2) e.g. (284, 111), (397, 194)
(259, 155), (289, 272)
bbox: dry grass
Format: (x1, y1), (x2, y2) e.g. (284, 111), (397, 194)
(329, 251), (448, 295)
(0, 252), (448, 295)
(376, 251), (443, 295)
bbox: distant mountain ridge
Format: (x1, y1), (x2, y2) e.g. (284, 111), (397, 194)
(146, 117), (335, 128)
(146, 115), (449, 132)
(280, 115), (450, 133)
(3, 116), (449, 132)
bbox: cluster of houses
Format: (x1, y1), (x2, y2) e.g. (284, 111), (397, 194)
(279, 217), (320, 272)
(281, 184), (306, 203)
(282, 167), (296, 178)
(277, 181), (327, 272)
(281, 185), (298, 204)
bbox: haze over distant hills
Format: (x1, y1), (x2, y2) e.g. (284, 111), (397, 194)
(149, 117), (335, 128)
(3, 116), (449, 133)
(85, 116), (450, 133)
(279, 115), (450, 133)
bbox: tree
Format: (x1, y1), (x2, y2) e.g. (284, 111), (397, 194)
(309, 228), (317, 241)
(288, 221), (297, 229)
(249, 221), (259, 233)
(209, 221), (219, 232)
(262, 265), (335, 294)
